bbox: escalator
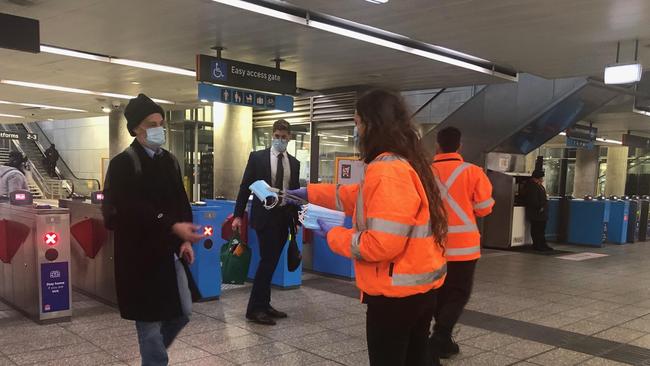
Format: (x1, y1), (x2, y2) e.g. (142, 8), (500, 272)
(420, 73), (629, 248)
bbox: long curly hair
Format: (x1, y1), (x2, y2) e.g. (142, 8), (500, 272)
(355, 89), (447, 247)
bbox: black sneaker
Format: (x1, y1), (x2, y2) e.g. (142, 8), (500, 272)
(430, 333), (460, 359)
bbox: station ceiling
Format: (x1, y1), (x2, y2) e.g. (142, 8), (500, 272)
(0, 0), (649, 138)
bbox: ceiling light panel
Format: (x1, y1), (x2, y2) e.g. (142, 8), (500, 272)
(0, 113), (25, 119)
(40, 45), (196, 77)
(0, 80), (174, 104)
(0, 99), (87, 112)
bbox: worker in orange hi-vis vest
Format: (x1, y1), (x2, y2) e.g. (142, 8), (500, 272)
(429, 126), (494, 359)
(288, 89), (448, 366)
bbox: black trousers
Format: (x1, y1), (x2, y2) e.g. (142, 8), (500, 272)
(433, 260), (477, 337)
(246, 211), (289, 316)
(530, 220), (548, 249)
(366, 290), (436, 366)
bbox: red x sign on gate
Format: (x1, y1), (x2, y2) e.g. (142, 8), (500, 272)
(203, 226), (213, 237)
(45, 232), (58, 246)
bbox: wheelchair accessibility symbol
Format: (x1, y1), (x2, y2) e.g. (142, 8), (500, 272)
(211, 60), (228, 81)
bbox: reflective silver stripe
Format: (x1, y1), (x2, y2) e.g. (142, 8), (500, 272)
(436, 163), (475, 227)
(474, 198), (494, 210)
(446, 163), (470, 189)
(350, 231), (363, 260)
(448, 224), (478, 233)
(372, 154), (406, 163)
(335, 184), (343, 211)
(392, 264), (447, 287)
(366, 218), (432, 238)
(446, 246), (481, 256)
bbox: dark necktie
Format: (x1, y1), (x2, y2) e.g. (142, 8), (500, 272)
(274, 153), (284, 190)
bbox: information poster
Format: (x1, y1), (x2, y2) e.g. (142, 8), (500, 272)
(40, 262), (70, 313)
(335, 157), (364, 185)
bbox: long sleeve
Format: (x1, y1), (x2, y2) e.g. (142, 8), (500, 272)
(234, 152), (256, 218)
(327, 174), (421, 262)
(472, 168), (494, 217)
(308, 183), (359, 216)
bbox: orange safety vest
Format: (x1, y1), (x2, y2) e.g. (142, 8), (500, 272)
(432, 153), (494, 261)
(309, 153), (447, 298)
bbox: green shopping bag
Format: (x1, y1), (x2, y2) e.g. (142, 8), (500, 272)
(220, 230), (251, 285)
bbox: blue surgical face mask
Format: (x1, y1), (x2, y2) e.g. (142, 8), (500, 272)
(145, 126), (166, 149)
(272, 138), (288, 153)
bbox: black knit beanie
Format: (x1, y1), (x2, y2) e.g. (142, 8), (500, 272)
(124, 94), (164, 137)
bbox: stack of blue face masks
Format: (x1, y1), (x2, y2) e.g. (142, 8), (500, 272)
(299, 204), (346, 230)
(249, 180), (279, 209)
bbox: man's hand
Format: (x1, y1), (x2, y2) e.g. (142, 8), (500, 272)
(172, 222), (204, 243)
(232, 217), (242, 233)
(180, 242), (195, 265)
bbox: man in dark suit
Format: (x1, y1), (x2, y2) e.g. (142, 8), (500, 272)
(232, 119), (300, 325)
(522, 169), (553, 251)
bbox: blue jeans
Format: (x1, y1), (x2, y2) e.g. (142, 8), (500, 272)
(136, 259), (192, 366)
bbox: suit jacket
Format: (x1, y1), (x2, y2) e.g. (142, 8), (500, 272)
(234, 148), (300, 230)
(522, 179), (548, 222)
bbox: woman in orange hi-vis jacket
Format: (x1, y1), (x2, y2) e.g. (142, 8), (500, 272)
(289, 89), (448, 366)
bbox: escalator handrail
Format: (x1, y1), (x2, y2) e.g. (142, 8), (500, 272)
(23, 122), (101, 191)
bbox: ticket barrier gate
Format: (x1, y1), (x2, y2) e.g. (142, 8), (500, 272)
(312, 217), (355, 279)
(607, 200), (629, 244)
(59, 198), (116, 305)
(190, 201), (233, 300)
(627, 200), (640, 243)
(0, 192), (71, 322)
(639, 200), (650, 242)
(546, 198), (560, 242)
(568, 199), (610, 247)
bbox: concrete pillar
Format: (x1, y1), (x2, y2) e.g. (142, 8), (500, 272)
(108, 106), (132, 159)
(212, 103), (253, 200)
(573, 148), (599, 197)
(604, 146), (629, 196)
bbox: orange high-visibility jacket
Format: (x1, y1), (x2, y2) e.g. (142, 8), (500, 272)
(432, 153), (494, 261)
(308, 153), (447, 298)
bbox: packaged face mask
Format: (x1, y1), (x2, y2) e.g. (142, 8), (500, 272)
(299, 204), (346, 230)
(145, 126), (166, 149)
(249, 180), (279, 209)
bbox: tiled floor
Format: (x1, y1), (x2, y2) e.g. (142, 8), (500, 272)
(4, 242), (650, 365)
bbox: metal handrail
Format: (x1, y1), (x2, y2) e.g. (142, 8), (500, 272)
(9, 139), (52, 198)
(23, 122), (101, 193)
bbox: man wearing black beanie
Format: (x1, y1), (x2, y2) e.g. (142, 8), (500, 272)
(102, 94), (204, 365)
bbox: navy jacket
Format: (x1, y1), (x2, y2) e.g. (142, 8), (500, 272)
(234, 148), (300, 230)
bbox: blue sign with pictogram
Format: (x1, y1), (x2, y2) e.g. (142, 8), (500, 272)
(198, 83), (293, 112)
(40, 262), (70, 313)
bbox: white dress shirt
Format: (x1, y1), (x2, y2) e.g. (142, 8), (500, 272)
(270, 146), (291, 194)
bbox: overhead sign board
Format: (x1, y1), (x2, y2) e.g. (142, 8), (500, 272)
(565, 124), (596, 149)
(0, 131), (38, 141)
(0, 13), (40, 53)
(196, 54), (297, 95)
(622, 134), (650, 149)
(198, 83), (293, 112)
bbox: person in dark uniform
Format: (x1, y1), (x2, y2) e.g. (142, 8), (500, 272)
(44, 144), (60, 177)
(102, 94), (204, 366)
(232, 119), (300, 325)
(522, 170), (552, 251)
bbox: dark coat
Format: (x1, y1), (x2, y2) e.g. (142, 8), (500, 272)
(522, 179), (548, 222)
(102, 140), (198, 321)
(234, 148), (300, 230)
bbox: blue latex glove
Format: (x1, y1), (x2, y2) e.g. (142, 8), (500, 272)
(314, 219), (336, 237)
(285, 188), (308, 205)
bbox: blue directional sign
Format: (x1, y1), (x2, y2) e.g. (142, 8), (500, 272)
(198, 83), (293, 112)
